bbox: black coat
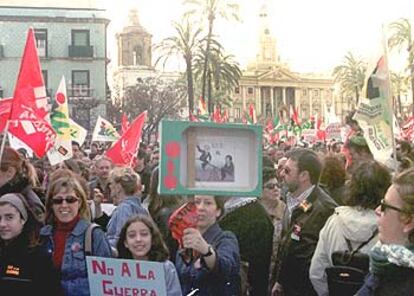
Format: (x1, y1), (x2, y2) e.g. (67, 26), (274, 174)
(275, 186), (338, 296)
(357, 269), (414, 296)
(0, 236), (62, 295)
(219, 200), (274, 296)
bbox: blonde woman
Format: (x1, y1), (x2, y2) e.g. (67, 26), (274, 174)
(40, 171), (112, 296)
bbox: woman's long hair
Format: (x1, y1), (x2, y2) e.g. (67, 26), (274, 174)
(117, 215), (169, 262)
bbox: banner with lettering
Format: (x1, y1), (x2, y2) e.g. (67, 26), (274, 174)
(86, 257), (166, 296)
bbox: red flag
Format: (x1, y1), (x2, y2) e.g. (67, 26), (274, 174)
(249, 104), (257, 124)
(106, 111), (147, 166)
(222, 108), (229, 122)
(0, 98), (12, 133)
(212, 106), (222, 123)
(121, 113), (129, 134)
(8, 28), (56, 157)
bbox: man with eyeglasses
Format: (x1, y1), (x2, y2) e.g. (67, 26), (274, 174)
(271, 148), (337, 296)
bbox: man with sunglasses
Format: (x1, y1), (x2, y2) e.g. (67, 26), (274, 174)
(271, 148), (337, 296)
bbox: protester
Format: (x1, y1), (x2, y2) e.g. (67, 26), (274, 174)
(220, 183), (274, 296)
(134, 148), (151, 200)
(310, 160), (391, 295)
(40, 173), (112, 296)
(357, 168), (414, 295)
(0, 146), (45, 220)
(175, 195), (240, 296)
(106, 167), (148, 248)
(258, 166), (286, 294)
(319, 154), (347, 205)
(271, 148), (337, 296)
(117, 215), (182, 296)
(88, 156), (113, 203)
(148, 167), (184, 262)
(0, 193), (62, 295)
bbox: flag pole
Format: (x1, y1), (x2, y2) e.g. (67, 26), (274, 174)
(0, 120), (10, 165)
(382, 24), (397, 163)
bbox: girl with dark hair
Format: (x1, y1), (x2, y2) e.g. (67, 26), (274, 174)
(0, 193), (62, 295)
(116, 215), (182, 296)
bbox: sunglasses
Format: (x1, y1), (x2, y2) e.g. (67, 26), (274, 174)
(265, 183), (278, 190)
(380, 199), (404, 213)
(52, 196), (80, 205)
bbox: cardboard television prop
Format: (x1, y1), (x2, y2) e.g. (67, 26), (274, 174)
(159, 120), (262, 197)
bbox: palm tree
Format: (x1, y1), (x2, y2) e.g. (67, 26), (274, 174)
(154, 18), (203, 115)
(391, 71), (409, 116)
(193, 38), (242, 110)
(183, 0), (240, 112)
(388, 18), (414, 115)
(333, 52), (366, 106)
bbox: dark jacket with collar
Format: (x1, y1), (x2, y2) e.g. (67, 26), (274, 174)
(275, 185), (337, 296)
(0, 235), (63, 296)
(357, 269), (414, 296)
(175, 223), (240, 296)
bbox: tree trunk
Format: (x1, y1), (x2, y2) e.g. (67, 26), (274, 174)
(355, 86), (360, 106)
(201, 15), (214, 114)
(186, 56), (195, 116)
(207, 69), (213, 112)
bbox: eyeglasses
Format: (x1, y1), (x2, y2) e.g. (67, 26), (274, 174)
(51, 196), (80, 205)
(380, 199), (404, 213)
(265, 183), (278, 190)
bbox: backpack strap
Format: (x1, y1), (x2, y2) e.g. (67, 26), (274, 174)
(345, 228), (378, 254)
(85, 223), (100, 256)
(353, 229), (378, 254)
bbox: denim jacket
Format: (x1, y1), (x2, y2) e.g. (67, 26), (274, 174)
(40, 218), (112, 296)
(106, 196), (148, 248)
(176, 223), (240, 296)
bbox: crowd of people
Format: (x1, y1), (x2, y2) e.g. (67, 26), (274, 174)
(1, 123), (414, 296)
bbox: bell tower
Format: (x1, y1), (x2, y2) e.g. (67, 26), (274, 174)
(116, 8), (153, 68)
(257, 1), (278, 66)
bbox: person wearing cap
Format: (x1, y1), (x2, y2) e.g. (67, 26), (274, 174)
(0, 193), (62, 295)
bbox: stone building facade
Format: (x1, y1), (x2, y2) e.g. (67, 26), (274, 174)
(0, 0), (109, 131)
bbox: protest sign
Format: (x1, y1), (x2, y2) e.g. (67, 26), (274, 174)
(159, 120), (262, 197)
(86, 256), (166, 296)
(325, 123), (342, 141)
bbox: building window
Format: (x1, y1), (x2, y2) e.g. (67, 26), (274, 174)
(72, 70), (90, 96)
(35, 29), (47, 57)
(235, 87), (240, 94)
(41, 70), (48, 91)
(302, 89), (307, 96)
(314, 89), (319, 97)
(234, 108), (241, 119)
(247, 87), (254, 95)
(71, 30), (90, 46)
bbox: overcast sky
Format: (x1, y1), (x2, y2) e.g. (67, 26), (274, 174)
(105, 0), (414, 74)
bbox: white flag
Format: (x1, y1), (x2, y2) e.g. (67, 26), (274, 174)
(69, 118), (87, 147)
(92, 116), (119, 142)
(47, 76), (73, 165)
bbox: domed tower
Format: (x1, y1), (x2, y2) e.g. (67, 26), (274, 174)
(257, 1), (278, 66)
(116, 8), (152, 68)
